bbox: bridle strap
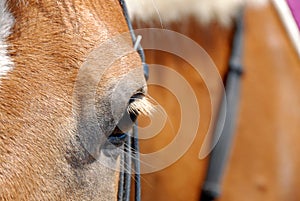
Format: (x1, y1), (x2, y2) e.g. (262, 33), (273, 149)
(118, 0), (146, 201)
(118, 133), (132, 201)
(200, 8), (245, 201)
(132, 124), (141, 200)
(119, 0), (149, 80)
(117, 125), (140, 201)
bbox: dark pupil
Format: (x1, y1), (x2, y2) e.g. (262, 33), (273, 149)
(107, 133), (127, 147)
(108, 101), (139, 147)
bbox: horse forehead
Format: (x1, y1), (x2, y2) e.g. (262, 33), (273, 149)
(0, 0), (145, 138)
(2, 0), (136, 76)
(7, 0), (128, 39)
(0, 0), (143, 110)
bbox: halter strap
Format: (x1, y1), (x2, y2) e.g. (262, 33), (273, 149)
(117, 125), (141, 201)
(119, 0), (149, 81)
(118, 0), (147, 201)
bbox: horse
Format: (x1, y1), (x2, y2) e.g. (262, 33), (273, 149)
(126, 0), (300, 201)
(0, 0), (150, 200)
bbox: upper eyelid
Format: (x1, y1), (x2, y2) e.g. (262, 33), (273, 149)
(135, 85), (147, 94)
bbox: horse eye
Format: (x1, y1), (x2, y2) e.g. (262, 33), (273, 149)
(107, 93), (144, 147)
(107, 131), (127, 147)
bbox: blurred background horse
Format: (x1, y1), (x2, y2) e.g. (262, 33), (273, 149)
(126, 0), (300, 200)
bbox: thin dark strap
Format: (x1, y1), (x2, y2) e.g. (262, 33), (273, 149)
(117, 152), (125, 200)
(117, 133), (131, 201)
(117, 1), (146, 201)
(123, 134), (132, 201)
(119, 0), (136, 41)
(132, 123), (141, 201)
(200, 8), (245, 201)
(117, 127), (141, 201)
(119, 0), (149, 80)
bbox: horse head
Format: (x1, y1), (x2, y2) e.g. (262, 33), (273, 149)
(0, 0), (148, 200)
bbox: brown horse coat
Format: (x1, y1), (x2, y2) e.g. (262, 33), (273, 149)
(0, 0), (147, 200)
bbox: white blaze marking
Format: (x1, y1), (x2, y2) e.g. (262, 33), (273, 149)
(0, 0), (14, 82)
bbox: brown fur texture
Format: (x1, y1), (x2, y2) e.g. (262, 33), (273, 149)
(0, 0), (146, 200)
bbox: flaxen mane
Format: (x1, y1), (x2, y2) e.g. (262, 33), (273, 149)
(126, 0), (267, 25)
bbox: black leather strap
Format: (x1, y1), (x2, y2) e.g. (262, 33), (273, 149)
(117, 1), (145, 201)
(200, 8), (245, 201)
